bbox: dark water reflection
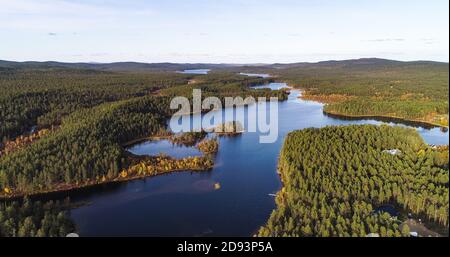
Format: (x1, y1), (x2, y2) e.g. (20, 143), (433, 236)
(69, 82), (449, 236)
(127, 139), (202, 159)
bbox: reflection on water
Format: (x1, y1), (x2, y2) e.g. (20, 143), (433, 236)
(69, 82), (449, 236)
(127, 139), (202, 159)
(323, 112), (444, 131)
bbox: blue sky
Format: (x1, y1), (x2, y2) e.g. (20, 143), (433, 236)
(1, 0), (448, 63)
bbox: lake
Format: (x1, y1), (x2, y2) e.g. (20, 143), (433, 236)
(127, 139), (202, 159)
(177, 69), (210, 75)
(68, 81), (449, 236)
(239, 72), (272, 78)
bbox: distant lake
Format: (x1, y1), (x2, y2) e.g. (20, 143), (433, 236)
(177, 69), (210, 75)
(68, 82), (449, 236)
(239, 73), (271, 78)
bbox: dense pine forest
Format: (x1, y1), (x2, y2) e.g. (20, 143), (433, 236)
(0, 67), (283, 142)
(0, 68), (190, 141)
(0, 198), (75, 237)
(3, 58), (447, 128)
(0, 66), (285, 198)
(0, 66), (288, 236)
(0, 59), (448, 237)
(277, 59), (449, 126)
(0, 96), (172, 195)
(232, 58), (449, 126)
(258, 125), (449, 237)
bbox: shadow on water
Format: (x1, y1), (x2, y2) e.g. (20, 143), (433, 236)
(20, 168), (217, 204)
(323, 111), (447, 131)
(127, 139), (203, 159)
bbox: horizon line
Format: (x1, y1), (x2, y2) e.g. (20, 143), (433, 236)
(1, 57), (449, 65)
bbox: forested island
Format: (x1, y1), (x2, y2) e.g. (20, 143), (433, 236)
(258, 125), (449, 237)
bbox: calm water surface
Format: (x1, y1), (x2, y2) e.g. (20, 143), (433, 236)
(177, 69), (210, 75)
(128, 139), (202, 159)
(239, 72), (271, 78)
(69, 80), (449, 236)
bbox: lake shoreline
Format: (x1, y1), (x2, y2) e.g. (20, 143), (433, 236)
(322, 109), (449, 130)
(122, 135), (172, 148)
(0, 163), (212, 201)
(253, 82), (449, 237)
(3, 81), (447, 237)
(257, 125), (449, 237)
(0, 147), (214, 201)
(289, 83), (449, 129)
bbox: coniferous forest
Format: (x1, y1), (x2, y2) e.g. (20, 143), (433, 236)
(0, 69), (285, 197)
(0, 198), (75, 237)
(1, 0), (449, 245)
(272, 60), (449, 126)
(258, 125), (448, 237)
(0, 60), (448, 237)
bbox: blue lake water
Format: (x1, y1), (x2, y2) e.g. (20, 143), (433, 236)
(177, 69), (210, 75)
(239, 72), (272, 78)
(127, 139), (202, 159)
(69, 82), (449, 236)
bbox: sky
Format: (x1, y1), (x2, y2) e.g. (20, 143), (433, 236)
(0, 0), (448, 63)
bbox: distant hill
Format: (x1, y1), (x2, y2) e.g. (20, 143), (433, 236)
(1, 58), (447, 72)
(0, 60), (234, 72)
(265, 58), (448, 70)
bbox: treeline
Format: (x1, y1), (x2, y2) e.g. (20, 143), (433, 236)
(0, 198), (75, 237)
(0, 127), (55, 156)
(278, 61), (448, 100)
(1, 70), (279, 197)
(169, 132), (207, 147)
(272, 60), (449, 126)
(0, 68), (191, 141)
(324, 98), (449, 126)
(160, 71), (288, 101)
(0, 95), (173, 196)
(123, 155), (214, 178)
(197, 138), (219, 154)
(0, 69), (287, 143)
(169, 133), (219, 154)
(258, 125), (449, 237)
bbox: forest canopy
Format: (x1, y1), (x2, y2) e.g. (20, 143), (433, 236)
(0, 68), (285, 197)
(234, 59), (449, 126)
(0, 198), (75, 237)
(258, 125), (449, 237)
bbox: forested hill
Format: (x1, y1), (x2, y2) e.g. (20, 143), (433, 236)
(223, 58), (448, 126)
(1, 58), (447, 71)
(1, 57), (447, 132)
(0, 60), (233, 72)
(266, 59), (449, 127)
(268, 58), (448, 69)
